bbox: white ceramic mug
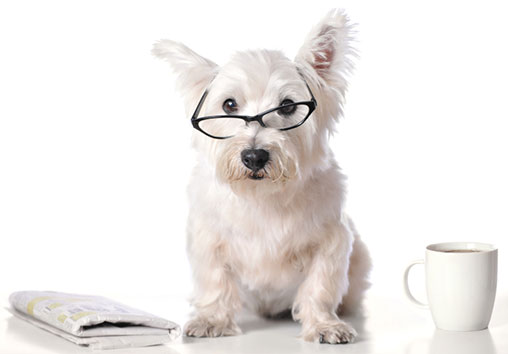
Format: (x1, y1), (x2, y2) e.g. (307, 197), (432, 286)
(403, 242), (498, 331)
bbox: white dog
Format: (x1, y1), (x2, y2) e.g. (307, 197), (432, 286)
(153, 9), (371, 344)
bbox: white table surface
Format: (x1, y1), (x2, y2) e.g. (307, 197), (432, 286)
(1, 291), (507, 354)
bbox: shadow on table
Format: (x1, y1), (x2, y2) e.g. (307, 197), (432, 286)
(405, 329), (497, 354)
(182, 305), (369, 352)
(240, 306), (368, 340)
(429, 329), (496, 354)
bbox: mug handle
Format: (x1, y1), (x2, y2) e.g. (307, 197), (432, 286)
(403, 259), (429, 308)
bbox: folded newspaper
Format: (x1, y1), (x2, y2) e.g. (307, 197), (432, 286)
(9, 291), (181, 350)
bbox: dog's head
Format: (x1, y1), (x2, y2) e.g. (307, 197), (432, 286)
(153, 10), (355, 196)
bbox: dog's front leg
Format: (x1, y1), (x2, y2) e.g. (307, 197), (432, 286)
(184, 230), (241, 338)
(293, 221), (357, 344)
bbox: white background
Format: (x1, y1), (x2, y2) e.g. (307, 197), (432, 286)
(1, 0), (507, 308)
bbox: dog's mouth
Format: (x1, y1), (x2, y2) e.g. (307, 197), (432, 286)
(248, 171), (265, 180)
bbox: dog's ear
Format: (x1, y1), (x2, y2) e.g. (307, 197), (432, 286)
(152, 40), (217, 104)
(295, 9), (355, 90)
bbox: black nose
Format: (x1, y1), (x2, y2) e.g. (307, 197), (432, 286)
(241, 149), (269, 171)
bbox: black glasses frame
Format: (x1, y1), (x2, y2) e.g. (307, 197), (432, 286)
(190, 80), (317, 140)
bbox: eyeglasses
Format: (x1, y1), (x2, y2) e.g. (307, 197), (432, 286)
(190, 79), (317, 140)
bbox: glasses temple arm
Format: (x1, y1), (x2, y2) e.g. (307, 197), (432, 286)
(296, 68), (317, 106)
(305, 82), (317, 104)
(192, 90), (209, 119)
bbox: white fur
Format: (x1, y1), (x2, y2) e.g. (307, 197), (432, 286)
(153, 9), (371, 344)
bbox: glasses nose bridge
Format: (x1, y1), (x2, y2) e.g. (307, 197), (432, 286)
(244, 113), (266, 128)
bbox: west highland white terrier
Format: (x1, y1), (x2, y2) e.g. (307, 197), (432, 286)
(153, 9), (371, 344)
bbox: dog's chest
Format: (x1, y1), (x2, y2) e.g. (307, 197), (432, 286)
(225, 212), (315, 292)
(230, 238), (310, 292)
(217, 193), (320, 291)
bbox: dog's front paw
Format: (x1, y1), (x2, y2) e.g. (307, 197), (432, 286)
(303, 321), (357, 344)
(184, 317), (242, 338)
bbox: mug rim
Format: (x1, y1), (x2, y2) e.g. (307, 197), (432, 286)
(426, 242), (497, 254)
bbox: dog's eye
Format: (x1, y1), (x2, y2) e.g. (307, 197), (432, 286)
(223, 99), (238, 114)
(278, 99), (296, 116)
